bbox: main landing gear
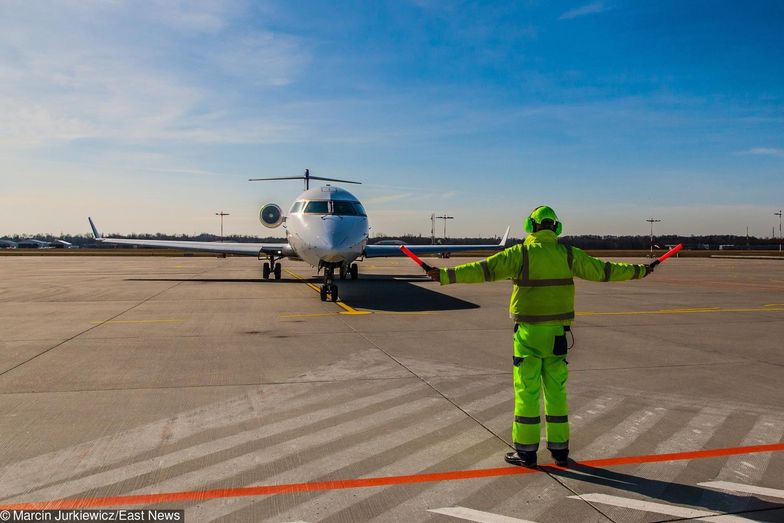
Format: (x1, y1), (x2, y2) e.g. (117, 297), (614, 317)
(339, 263), (359, 280)
(320, 263), (359, 302)
(262, 257), (282, 280)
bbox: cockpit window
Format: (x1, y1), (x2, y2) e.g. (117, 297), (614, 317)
(332, 200), (358, 216)
(290, 201), (304, 213)
(304, 200), (329, 214)
(352, 202), (367, 216)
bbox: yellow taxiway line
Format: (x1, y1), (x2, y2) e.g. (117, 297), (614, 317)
(284, 268), (372, 315)
(578, 306), (784, 317)
(91, 319), (185, 324)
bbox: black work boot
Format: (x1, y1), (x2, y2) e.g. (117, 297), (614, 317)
(550, 449), (569, 467)
(505, 451), (537, 468)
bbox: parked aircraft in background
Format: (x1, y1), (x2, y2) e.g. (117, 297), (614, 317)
(89, 170), (508, 302)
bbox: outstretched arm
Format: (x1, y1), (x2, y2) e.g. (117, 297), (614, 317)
(571, 247), (652, 281)
(428, 245), (521, 285)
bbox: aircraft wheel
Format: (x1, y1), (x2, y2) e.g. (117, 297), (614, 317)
(330, 284), (339, 302)
(262, 262), (271, 280)
(339, 265), (347, 279)
(274, 263), (282, 280)
(350, 263), (358, 280)
(320, 285), (328, 301)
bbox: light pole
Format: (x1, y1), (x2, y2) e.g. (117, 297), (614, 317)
(435, 214), (454, 239)
(215, 211), (230, 242)
(776, 210), (782, 255)
(430, 213), (436, 245)
(646, 218), (661, 257)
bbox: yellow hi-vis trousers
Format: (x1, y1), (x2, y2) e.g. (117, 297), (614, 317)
(512, 323), (569, 453)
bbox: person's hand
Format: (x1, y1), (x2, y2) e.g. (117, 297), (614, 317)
(643, 263), (656, 277)
(426, 268), (440, 281)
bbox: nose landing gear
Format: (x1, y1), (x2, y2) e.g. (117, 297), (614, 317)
(320, 265), (339, 302)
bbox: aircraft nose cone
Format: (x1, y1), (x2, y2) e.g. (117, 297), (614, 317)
(313, 216), (367, 263)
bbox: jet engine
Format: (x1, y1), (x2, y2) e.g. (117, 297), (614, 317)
(259, 203), (284, 228)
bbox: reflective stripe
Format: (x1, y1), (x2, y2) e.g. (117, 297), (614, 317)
(564, 244), (573, 270)
(602, 261), (612, 282)
(480, 260), (492, 281)
(547, 441), (569, 450)
(515, 443), (539, 452)
(447, 268), (457, 284)
(545, 415), (569, 423)
(514, 415), (541, 425)
(511, 311), (575, 323)
(633, 265), (641, 280)
(514, 247), (574, 287)
(513, 278), (574, 287)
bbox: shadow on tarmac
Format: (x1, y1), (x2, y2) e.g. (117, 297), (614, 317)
(337, 274), (479, 312)
(543, 463), (783, 521)
(125, 275), (479, 312)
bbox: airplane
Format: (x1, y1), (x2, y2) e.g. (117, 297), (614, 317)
(88, 169), (509, 302)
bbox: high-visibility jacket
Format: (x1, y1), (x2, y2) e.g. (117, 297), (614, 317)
(439, 230), (646, 326)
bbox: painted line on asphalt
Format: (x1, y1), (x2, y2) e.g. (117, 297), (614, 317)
(699, 481), (784, 500)
(428, 506), (537, 523)
(280, 311), (436, 319)
(570, 493), (750, 522)
(90, 319), (184, 324)
(3, 443), (783, 510)
(577, 307), (784, 317)
(284, 268), (371, 315)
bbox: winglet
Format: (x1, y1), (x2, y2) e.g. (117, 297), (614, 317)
(499, 226), (510, 247)
(88, 217), (102, 240)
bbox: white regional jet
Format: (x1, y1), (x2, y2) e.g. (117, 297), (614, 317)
(89, 170), (508, 302)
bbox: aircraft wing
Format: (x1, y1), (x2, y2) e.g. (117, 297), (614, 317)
(363, 227), (510, 258)
(88, 218), (294, 257)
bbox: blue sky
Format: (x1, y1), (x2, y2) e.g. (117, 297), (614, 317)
(1, 0), (782, 237)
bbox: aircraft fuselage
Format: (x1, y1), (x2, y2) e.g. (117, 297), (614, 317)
(283, 186), (369, 269)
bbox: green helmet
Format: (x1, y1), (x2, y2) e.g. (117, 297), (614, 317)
(524, 205), (562, 235)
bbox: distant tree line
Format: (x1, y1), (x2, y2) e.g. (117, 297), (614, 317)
(1, 232), (781, 250)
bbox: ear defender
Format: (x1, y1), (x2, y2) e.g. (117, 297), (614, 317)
(524, 205), (562, 235)
(524, 206), (545, 234)
(524, 216), (535, 234)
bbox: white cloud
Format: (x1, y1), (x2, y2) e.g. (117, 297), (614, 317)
(559, 2), (606, 20)
(741, 147), (784, 157)
(366, 193), (414, 205)
(0, 1), (309, 148)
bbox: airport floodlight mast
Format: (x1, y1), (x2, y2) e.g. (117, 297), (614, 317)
(435, 214), (454, 239)
(646, 218), (661, 257)
(430, 213), (436, 244)
(776, 210), (782, 254)
(215, 211), (230, 242)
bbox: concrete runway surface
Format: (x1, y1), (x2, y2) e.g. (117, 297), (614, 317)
(0, 255), (782, 522)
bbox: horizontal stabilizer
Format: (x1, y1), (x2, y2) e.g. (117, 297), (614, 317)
(249, 169), (360, 189)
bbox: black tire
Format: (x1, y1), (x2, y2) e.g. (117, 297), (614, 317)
(320, 285), (328, 301)
(262, 262), (270, 279)
(274, 263), (282, 280)
(339, 265), (347, 279)
(330, 284), (339, 302)
(350, 263), (358, 280)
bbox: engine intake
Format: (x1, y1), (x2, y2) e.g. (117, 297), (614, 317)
(259, 203), (284, 228)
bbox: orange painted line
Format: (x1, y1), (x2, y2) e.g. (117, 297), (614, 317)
(3, 443), (783, 510)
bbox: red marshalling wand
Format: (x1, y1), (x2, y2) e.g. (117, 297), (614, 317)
(650, 243), (683, 268)
(400, 245), (434, 272)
